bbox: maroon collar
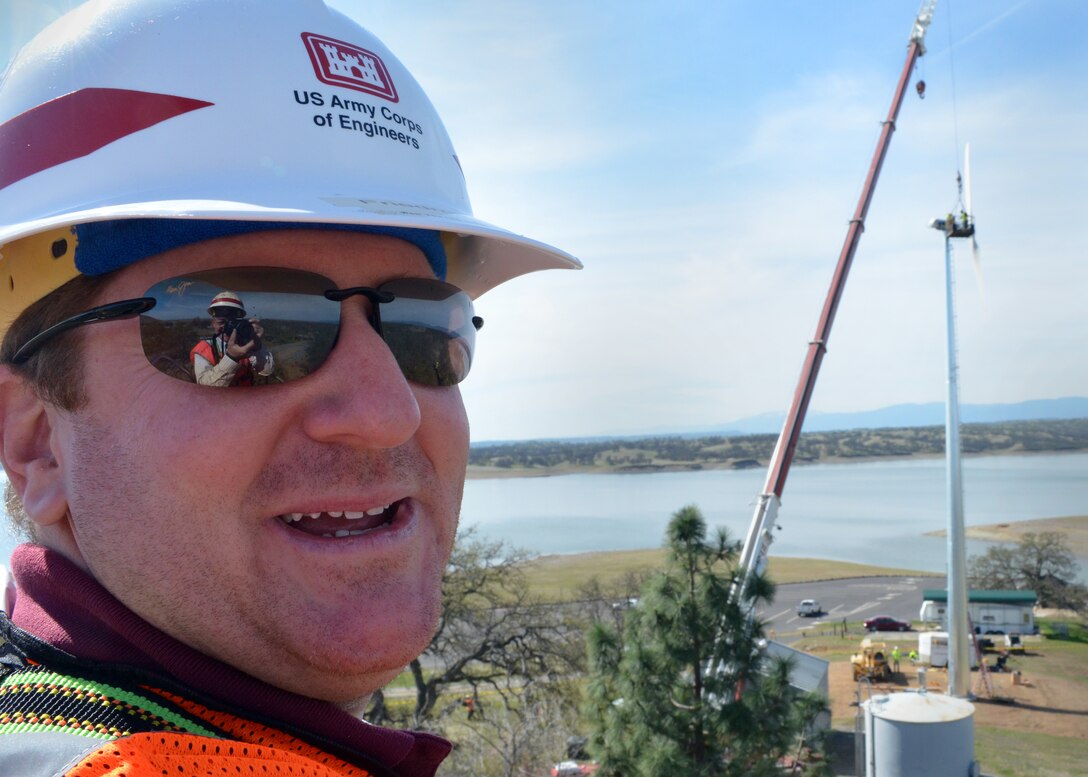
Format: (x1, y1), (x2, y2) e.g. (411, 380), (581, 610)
(7, 543), (449, 776)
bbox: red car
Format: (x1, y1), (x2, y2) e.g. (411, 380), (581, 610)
(864, 615), (911, 632)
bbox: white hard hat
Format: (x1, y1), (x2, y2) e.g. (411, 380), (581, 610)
(0, 0), (579, 330)
(207, 291), (247, 318)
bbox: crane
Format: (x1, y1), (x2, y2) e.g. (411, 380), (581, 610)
(732, 0), (938, 608)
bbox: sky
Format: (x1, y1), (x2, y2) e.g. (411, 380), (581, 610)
(2, 0), (1085, 442)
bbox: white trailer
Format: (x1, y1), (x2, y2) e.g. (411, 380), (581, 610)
(919, 589), (1036, 635)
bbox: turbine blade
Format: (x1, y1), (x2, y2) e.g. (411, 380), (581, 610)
(971, 238), (986, 309)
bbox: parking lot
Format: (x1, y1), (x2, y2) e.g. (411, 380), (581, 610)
(756, 575), (937, 642)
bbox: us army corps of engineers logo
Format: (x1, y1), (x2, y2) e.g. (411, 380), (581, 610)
(300, 32), (398, 102)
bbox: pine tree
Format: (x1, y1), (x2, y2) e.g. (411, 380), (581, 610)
(584, 505), (828, 776)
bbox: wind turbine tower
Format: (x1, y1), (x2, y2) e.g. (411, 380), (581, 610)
(928, 144), (980, 699)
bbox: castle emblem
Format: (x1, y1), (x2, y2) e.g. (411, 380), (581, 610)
(301, 32), (398, 102)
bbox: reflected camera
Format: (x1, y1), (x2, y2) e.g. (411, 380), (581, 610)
(224, 317), (255, 346)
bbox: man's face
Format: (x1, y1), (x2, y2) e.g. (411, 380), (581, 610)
(209, 308), (238, 335)
(48, 230), (469, 702)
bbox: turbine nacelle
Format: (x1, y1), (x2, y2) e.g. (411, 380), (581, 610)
(929, 215), (974, 239)
(930, 143), (985, 304)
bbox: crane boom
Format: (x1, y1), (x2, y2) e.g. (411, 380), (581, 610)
(734, 1), (936, 599)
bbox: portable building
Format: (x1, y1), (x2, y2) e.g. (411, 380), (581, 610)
(919, 589), (1036, 635)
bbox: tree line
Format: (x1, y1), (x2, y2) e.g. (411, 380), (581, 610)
(469, 418), (1088, 473)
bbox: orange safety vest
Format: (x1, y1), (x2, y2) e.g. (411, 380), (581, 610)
(0, 663), (388, 776)
(190, 336), (255, 386)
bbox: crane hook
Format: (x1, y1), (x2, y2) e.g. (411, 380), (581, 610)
(916, 80), (926, 99)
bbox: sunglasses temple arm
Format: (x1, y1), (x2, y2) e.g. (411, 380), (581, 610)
(10, 297), (157, 364)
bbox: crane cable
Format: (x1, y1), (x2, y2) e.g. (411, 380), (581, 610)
(945, 0), (967, 214)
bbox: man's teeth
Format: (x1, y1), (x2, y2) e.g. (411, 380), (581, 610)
(280, 506), (392, 537)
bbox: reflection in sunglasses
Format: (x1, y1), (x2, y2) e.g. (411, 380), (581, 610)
(138, 268), (480, 388)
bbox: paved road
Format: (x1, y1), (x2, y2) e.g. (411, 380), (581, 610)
(757, 575), (938, 643)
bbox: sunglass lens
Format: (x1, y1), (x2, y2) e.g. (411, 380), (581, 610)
(139, 268), (338, 386)
(378, 278), (476, 387)
(136, 269), (478, 388)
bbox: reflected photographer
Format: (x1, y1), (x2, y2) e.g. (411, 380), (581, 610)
(190, 290), (274, 386)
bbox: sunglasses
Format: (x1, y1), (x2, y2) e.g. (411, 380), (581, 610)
(210, 307), (245, 321)
(11, 267), (483, 387)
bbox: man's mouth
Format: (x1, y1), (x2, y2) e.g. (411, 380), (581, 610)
(276, 503), (397, 538)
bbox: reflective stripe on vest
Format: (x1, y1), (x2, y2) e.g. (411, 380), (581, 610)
(0, 665), (378, 776)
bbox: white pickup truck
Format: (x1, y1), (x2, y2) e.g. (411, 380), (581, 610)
(797, 599), (822, 617)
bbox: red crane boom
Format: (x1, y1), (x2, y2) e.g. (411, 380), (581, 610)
(734, 1), (937, 598)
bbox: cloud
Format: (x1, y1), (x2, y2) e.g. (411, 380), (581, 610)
(463, 42), (1087, 440)
(6, 1), (1082, 442)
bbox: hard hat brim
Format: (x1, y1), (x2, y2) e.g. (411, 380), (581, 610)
(0, 198), (581, 300)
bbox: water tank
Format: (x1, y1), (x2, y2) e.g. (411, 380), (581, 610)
(863, 692), (976, 777)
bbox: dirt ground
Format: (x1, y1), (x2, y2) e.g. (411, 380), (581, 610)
(828, 650), (1088, 739)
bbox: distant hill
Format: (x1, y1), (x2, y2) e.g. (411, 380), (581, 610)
(708, 397), (1088, 437)
(471, 397), (1088, 447)
(469, 417), (1088, 474)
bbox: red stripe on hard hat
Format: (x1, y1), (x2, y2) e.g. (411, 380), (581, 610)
(0, 88), (213, 191)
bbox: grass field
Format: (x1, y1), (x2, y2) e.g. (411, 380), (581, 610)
(519, 549), (937, 602)
(975, 727), (1088, 777)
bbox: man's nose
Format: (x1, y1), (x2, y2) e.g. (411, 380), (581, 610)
(295, 305), (421, 449)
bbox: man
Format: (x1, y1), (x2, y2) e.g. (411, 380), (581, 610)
(191, 289), (275, 386)
(0, 1), (578, 775)
(891, 644), (902, 673)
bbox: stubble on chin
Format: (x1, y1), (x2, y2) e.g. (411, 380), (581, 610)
(63, 408), (462, 695)
(246, 442), (461, 661)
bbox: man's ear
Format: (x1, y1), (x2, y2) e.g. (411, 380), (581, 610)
(0, 365), (68, 528)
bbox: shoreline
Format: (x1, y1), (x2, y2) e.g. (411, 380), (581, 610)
(926, 515), (1088, 559)
(519, 551), (941, 596)
(519, 519), (1088, 592)
(466, 447), (1086, 480)
(516, 515), (1088, 583)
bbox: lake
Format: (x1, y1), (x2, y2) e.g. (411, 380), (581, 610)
(459, 452), (1088, 577)
(1, 452), (1085, 578)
